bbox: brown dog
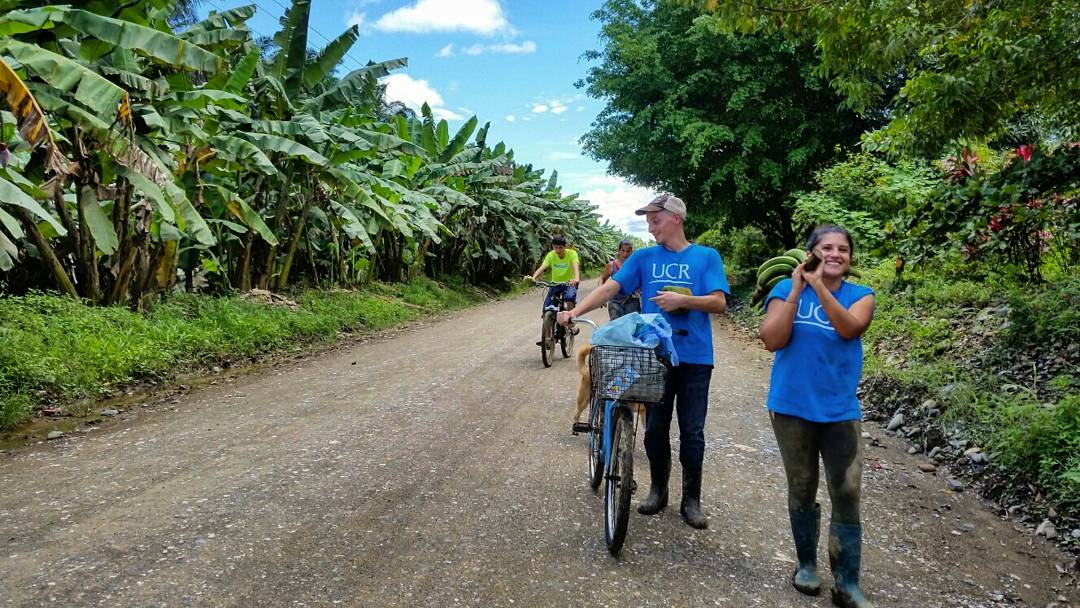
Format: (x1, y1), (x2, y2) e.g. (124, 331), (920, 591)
(574, 343), (646, 427)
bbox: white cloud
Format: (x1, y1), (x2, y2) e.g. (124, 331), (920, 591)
(531, 104), (549, 113)
(432, 107), (465, 120)
(346, 11), (366, 28)
(436, 44), (454, 58)
(487, 41), (537, 54)
(461, 40), (537, 56)
(505, 114), (516, 122)
(374, 0), (511, 35)
(381, 73), (462, 120)
(576, 106), (585, 112)
(582, 183), (660, 241)
(550, 101), (568, 114)
(549, 151), (581, 161)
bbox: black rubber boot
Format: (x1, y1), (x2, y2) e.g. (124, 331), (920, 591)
(637, 457), (669, 515)
(828, 521), (875, 608)
(789, 504), (822, 595)
(679, 469), (708, 529)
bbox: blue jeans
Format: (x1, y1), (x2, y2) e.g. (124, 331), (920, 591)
(542, 284), (577, 312)
(644, 363), (713, 472)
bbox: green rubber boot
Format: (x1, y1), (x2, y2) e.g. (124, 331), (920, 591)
(789, 504), (822, 595)
(828, 521), (875, 608)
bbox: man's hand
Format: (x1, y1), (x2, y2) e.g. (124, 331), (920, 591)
(523, 275), (535, 282)
(568, 279), (579, 287)
(649, 290), (687, 313)
(557, 310), (576, 326)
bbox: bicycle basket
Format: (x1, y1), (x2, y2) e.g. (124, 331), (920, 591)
(588, 345), (667, 406)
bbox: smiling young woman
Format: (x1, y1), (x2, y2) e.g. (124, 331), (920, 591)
(757, 225), (878, 608)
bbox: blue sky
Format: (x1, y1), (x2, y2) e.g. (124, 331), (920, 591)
(197, 0), (658, 240)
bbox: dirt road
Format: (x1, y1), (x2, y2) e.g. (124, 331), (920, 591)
(1, 282), (1076, 607)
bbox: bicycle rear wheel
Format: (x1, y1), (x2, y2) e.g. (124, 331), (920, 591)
(587, 397), (604, 490)
(541, 311), (556, 367)
(604, 405), (634, 554)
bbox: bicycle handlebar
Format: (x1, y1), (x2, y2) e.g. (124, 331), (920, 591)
(532, 280), (571, 288)
(571, 318), (598, 329)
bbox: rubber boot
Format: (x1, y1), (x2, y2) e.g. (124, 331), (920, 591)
(679, 469), (708, 529)
(637, 457), (669, 515)
(828, 521), (875, 608)
(789, 503), (822, 595)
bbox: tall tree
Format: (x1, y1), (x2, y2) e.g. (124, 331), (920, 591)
(693, 0), (1080, 155)
(578, 0), (869, 244)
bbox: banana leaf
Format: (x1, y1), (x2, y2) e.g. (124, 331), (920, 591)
(208, 135), (277, 175)
(78, 184), (118, 255)
(0, 173), (65, 235)
(236, 132), (327, 165)
(0, 56), (70, 175)
(114, 164), (175, 224)
(302, 25), (359, 90)
(0, 226), (17, 271)
(0, 39), (125, 124)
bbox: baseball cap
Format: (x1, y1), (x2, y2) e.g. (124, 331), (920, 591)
(635, 194), (687, 219)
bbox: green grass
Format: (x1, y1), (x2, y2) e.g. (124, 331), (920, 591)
(0, 277), (486, 430)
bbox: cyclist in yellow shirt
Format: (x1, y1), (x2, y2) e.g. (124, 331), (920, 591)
(527, 234), (581, 345)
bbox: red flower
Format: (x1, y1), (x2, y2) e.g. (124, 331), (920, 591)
(1016, 144), (1034, 162)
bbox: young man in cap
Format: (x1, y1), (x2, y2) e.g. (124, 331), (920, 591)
(528, 234), (581, 345)
(557, 194), (729, 529)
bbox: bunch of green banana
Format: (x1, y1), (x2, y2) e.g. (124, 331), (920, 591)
(750, 249), (805, 305)
(748, 249), (862, 307)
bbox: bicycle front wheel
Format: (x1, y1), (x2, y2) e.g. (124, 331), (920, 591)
(587, 397), (604, 490)
(560, 322), (575, 358)
(541, 311), (556, 367)
(604, 406), (634, 554)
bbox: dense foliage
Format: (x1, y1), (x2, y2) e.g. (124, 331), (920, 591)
(578, 0), (868, 243)
(0, 0), (623, 308)
(692, 0), (1080, 155)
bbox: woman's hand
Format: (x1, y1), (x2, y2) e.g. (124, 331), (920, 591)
(557, 310), (576, 326)
(800, 254), (825, 290)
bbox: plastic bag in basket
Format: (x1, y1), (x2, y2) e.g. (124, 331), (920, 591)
(591, 312), (679, 366)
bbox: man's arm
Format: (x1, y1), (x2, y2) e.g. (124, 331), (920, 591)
(558, 279), (621, 325)
(570, 259), (581, 286)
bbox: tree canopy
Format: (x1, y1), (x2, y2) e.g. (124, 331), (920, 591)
(692, 0), (1080, 155)
(578, 0), (869, 244)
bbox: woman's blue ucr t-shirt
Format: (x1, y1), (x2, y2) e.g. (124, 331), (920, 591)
(613, 244), (730, 365)
(765, 278), (875, 422)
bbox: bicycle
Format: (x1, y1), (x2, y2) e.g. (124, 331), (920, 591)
(570, 318), (668, 554)
(533, 280), (577, 367)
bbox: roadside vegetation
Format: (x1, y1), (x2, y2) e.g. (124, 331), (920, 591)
(0, 278), (484, 429)
(584, 0), (1080, 543)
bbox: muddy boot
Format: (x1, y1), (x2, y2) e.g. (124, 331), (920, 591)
(789, 504), (822, 595)
(828, 522), (875, 608)
(637, 457), (669, 515)
(679, 469), (708, 529)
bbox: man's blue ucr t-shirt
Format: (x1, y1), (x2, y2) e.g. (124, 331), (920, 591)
(613, 244), (729, 365)
(764, 278), (875, 422)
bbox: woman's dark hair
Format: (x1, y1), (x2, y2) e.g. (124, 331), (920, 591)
(806, 225), (854, 254)
(618, 239), (633, 249)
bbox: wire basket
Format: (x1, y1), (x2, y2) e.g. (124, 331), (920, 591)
(589, 345), (667, 406)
